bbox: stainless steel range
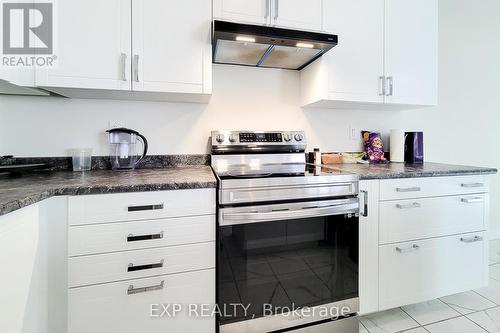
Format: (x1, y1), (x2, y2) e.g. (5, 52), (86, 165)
(211, 131), (360, 333)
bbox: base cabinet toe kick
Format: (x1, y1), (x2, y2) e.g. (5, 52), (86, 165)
(67, 189), (217, 333)
(360, 175), (491, 315)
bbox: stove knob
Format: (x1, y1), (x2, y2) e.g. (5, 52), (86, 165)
(283, 133), (292, 142)
(229, 134), (237, 143)
(294, 133), (304, 142)
(216, 134), (225, 143)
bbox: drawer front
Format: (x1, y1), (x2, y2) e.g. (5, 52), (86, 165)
(380, 176), (488, 201)
(69, 242), (215, 288)
(68, 188), (215, 226)
(69, 215), (215, 256)
(379, 232), (486, 310)
(68, 270), (215, 333)
(379, 194), (486, 244)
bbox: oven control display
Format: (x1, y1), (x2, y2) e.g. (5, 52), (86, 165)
(239, 133), (283, 143)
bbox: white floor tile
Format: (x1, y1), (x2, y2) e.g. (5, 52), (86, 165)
(491, 265), (500, 282)
(467, 307), (500, 333)
(359, 321), (369, 333)
(402, 328), (428, 333)
(476, 279), (500, 305)
(402, 299), (460, 326)
(425, 316), (487, 333)
(440, 291), (497, 315)
(359, 308), (419, 333)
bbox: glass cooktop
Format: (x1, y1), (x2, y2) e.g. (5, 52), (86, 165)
(215, 163), (352, 180)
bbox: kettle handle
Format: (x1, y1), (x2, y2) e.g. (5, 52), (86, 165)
(136, 132), (149, 165)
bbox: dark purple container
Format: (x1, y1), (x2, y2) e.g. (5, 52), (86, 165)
(405, 132), (424, 163)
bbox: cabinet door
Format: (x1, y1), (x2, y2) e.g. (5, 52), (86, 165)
(36, 0), (131, 90)
(272, 0), (322, 31)
(132, 0), (211, 94)
(384, 0), (438, 106)
(214, 0), (271, 25)
(323, 0), (384, 104)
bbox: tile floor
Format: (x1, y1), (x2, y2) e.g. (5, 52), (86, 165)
(358, 240), (500, 333)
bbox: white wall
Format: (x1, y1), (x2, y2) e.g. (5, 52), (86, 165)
(0, 0), (498, 230)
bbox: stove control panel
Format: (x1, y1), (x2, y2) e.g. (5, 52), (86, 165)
(211, 131), (307, 153)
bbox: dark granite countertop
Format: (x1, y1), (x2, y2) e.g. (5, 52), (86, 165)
(0, 166), (216, 217)
(327, 162), (497, 180)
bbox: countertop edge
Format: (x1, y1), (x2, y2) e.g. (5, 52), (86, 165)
(358, 169), (498, 180)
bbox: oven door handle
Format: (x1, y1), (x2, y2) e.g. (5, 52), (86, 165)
(221, 203), (358, 226)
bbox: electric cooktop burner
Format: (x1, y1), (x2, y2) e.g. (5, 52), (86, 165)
(216, 163), (351, 180)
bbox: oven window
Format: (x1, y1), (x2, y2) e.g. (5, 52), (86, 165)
(218, 214), (358, 325)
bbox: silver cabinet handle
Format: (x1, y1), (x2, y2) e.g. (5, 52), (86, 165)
(396, 202), (421, 209)
(128, 203), (164, 212)
(396, 244), (420, 253)
(360, 190), (368, 217)
(460, 236), (483, 243)
(274, 0), (279, 20)
(265, 0), (270, 19)
(128, 280), (164, 295)
(386, 76), (394, 96)
(396, 187), (421, 193)
(461, 183), (484, 188)
(128, 259), (164, 272)
(378, 76), (386, 96)
(461, 197), (484, 204)
(119, 53), (127, 81)
(127, 231), (164, 242)
(133, 54), (140, 82)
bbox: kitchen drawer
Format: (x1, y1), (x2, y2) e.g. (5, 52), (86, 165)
(68, 269), (215, 333)
(379, 194), (486, 244)
(68, 188), (215, 226)
(380, 176), (488, 201)
(379, 232), (487, 310)
(69, 242), (215, 288)
(69, 215), (215, 256)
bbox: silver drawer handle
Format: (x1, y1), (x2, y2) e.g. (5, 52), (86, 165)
(396, 187), (421, 192)
(128, 259), (164, 272)
(127, 231), (164, 242)
(460, 236), (483, 243)
(396, 202), (421, 209)
(396, 244), (420, 253)
(461, 197), (484, 204)
(461, 183), (484, 188)
(127, 280), (164, 295)
(128, 203), (164, 212)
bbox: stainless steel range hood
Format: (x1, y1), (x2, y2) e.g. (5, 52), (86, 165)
(212, 20), (338, 70)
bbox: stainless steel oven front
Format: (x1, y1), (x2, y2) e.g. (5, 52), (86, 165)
(217, 198), (360, 333)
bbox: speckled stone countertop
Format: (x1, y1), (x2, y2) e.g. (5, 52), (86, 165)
(328, 162), (497, 180)
(0, 166), (216, 217)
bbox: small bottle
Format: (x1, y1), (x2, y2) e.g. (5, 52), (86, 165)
(314, 148), (321, 166)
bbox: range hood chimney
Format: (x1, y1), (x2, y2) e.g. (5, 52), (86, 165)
(212, 20), (338, 71)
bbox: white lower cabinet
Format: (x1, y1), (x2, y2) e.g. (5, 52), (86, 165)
(68, 269), (215, 333)
(379, 232), (487, 310)
(360, 176), (490, 314)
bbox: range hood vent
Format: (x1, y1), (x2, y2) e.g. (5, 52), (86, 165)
(212, 20), (338, 71)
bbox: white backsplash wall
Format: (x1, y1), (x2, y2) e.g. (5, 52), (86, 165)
(0, 64), (406, 157)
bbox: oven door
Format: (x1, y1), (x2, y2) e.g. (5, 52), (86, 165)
(217, 198), (359, 333)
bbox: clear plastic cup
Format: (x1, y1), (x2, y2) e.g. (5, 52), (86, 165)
(71, 149), (92, 171)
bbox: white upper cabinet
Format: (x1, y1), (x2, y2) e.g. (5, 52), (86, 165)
(214, 0), (323, 31)
(36, 0), (211, 102)
(301, 0), (384, 107)
(132, 0), (212, 95)
(36, 0), (132, 91)
(213, 0), (271, 25)
(384, 0), (438, 106)
(273, 0), (322, 31)
(301, 0), (438, 110)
